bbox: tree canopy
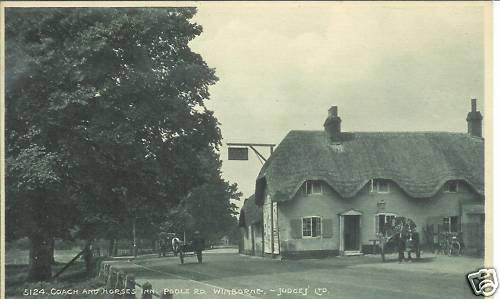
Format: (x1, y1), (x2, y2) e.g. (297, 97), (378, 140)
(6, 7), (239, 281)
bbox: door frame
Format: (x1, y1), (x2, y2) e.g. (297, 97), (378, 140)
(339, 209), (362, 254)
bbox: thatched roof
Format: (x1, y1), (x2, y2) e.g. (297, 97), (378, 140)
(239, 195), (262, 227)
(255, 131), (484, 205)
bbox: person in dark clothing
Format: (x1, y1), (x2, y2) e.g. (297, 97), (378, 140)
(159, 238), (167, 257)
(191, 231), (205, 263)
(405, 233), (414, 262)
(397, 233), (406, 263)
(83, 241), (93, 274)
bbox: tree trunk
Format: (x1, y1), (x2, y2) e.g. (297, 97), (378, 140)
(108, 239), (114, 257)
(108, 239), (118, 257)
(83, 240), (93, 274)
(28, 233), (52, 281)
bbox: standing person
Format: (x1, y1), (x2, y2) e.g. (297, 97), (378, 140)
(158, 234), (167, 257)
(397, 233), (406, 263)
(405, 232), (414, 262)
(172, 235), (181, 257)
(83, 240), (93, 274)
(191, 231), (205, 264)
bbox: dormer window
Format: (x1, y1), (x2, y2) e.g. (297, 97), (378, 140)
(370, 179), (390, 194)
(305, 180), (323, 195)
(444, 181), (459, 193)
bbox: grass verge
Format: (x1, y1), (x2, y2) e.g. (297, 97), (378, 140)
(6, 259), (109, 299)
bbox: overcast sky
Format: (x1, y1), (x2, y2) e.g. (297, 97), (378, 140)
(188, 3), (487, 208)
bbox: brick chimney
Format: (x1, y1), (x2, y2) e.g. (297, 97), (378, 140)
(466, 99), (482, 138)
(324, 106), (342, 142)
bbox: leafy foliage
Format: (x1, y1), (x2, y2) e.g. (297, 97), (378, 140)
(6, 7), (237, 280)
(160, 150), (242, 242)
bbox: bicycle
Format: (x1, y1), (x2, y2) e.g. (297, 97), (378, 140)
(447, 235), (462, 256)
(438, 232), (462, 256)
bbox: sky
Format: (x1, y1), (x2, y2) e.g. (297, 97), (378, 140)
(188, 3), (488, 208)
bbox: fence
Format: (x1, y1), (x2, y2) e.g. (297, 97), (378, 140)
(92, 239), (158, 258)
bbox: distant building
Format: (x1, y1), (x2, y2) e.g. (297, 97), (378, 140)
(240, 99), (484, 258)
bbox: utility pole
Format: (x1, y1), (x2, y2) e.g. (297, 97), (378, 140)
(132, 218), (137, 258)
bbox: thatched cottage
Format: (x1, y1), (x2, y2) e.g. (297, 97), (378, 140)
(240, 99), (484, 258)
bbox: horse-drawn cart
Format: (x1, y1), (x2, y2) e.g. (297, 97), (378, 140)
(178, 232), (205, 264)
(178, 242), (202, 264)
(158, 232), (176, 257)
(377, 216), (421, 262)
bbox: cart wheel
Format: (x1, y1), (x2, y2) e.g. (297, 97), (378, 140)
(180, 251), (184, 264)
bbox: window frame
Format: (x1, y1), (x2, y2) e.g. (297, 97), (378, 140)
(302, 216), (322, 238)
(370, 179), (391, 194)
(305, 180), (323, 195)
(443, 216), (460, 233)
(375, 213), (398, 236)
(444, 181), (459, 193)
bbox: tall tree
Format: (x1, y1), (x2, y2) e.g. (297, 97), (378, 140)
(6, 8), (221, 281)
(177, 149), (242, 242)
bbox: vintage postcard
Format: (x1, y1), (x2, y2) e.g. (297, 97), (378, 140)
(1, 1), (493, 299)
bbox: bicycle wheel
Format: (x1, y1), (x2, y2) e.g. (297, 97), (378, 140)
(451, 242), (461, 256)
(447, 242), (454, 256)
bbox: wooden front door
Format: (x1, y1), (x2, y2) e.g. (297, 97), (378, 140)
(344, 215), (360, 251)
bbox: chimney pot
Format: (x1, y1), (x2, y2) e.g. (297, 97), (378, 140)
(466, 98), (482, 138)
(471, 99), (477, 112)
(324, 106), (342, 142)
(329, 106), (338, 117)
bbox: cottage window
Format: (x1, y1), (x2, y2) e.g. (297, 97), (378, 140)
(375, 213), (397, 236)
(370, 179), (390, 193)
(302, 217), (321, 237)
(443, 216), (460, 233)
(305, 180), (323, 195)
(444, 181), (459, 193)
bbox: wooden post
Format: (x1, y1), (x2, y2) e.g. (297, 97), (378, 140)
(103, 264), (111, 283)
(107, 269), (117, 289)
(141, 282), (153, 299)
(98, 263), (105, 281)
(124, 273), (136, 299)
(52, 249), (86, 280)
(160, 290), (173, 299)
(113, 272), (125, 299)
